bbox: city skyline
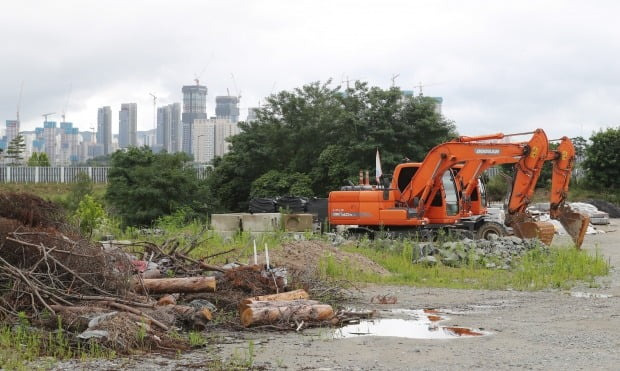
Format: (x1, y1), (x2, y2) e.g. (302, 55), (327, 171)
(1, 1), (620, 141)
(2, 81), (245, 165)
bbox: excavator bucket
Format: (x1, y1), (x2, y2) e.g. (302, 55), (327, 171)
(513, 221), (556, 246)
(557, 206), (590, 249)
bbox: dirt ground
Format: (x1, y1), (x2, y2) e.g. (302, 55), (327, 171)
(51, 220), (620, 370)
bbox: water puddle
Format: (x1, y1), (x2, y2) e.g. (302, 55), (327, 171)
(334, 309), (490, 340)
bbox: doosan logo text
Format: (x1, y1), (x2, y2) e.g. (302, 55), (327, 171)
(474, 148), (501, 155)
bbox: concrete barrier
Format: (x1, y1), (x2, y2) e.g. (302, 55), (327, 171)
(281, 214), (314, 232)
(210, 214), (243, 232)
(241, 213), (281, 232)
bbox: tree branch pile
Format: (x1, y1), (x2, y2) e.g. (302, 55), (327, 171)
(0, 192), (362, 356)
(0, 195), (133, 319)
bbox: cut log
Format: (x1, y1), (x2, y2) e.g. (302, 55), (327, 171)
(239, 299), (319, 316)
(133, 276), (216, 294)
(157, 294), (177, 306)
(169, 304), (213, 329)
(246, 289), (309, 302)
(241, 303), (334, 327)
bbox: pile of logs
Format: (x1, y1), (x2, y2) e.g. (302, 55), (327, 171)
(239, 289), (335, 329)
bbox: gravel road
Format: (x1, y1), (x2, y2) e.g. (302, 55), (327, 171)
(52, 220), (620, 370)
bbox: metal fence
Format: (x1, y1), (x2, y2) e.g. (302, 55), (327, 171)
(0, 166), (212, 184)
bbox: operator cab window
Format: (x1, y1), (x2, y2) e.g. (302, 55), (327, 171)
(397, 167), (418, 192)
(442, 171), (459, 216)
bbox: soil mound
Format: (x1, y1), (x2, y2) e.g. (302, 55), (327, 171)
(269, 240), (390, 276)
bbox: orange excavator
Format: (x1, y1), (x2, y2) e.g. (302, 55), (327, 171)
(328, 129), (589, 247)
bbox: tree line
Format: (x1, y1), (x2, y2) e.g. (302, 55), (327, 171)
(3, 80), (617, 228)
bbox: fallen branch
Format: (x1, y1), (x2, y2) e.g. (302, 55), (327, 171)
(133, 276), (217, 294)
(99, 301), (169, 331)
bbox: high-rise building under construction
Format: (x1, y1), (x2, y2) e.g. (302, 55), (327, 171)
(119, 103), (137, 148)
(215, 96), (240, 123)
(181, 83), (208, 155)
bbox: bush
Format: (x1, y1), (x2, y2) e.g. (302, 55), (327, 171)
(105, 147), (214, 227)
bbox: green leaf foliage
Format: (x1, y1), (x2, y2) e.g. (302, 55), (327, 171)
(27, 152), (51, 167)
(75, 195), (105, 236)
(5, 135), (26, 165)
(583, 127), (620, 189)
(105, 147), (213, 227)
(250, 170), (313, 198)
(65, 172), (94, 211)
(207, 80), (457, 211)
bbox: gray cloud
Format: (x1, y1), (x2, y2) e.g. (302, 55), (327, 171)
(1, 0), (619, 141)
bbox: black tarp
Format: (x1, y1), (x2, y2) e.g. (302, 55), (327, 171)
(276, 196), (308, 213)
(249, 198), (277, 213)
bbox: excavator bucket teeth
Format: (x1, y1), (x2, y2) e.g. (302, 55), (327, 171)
(513, 221), (556, 246)
(558, 208), (590, 249)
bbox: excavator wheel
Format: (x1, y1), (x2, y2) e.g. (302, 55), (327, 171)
(512, 221), (555, 246)
(557, 206), (590, 249)
(475, 222), (508, 240)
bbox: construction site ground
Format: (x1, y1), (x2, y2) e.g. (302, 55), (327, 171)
(51, 220), (620, 370)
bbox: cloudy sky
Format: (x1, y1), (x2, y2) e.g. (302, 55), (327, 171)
(2, 0), (619, 140)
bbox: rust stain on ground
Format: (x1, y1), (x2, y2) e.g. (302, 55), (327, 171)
(444, 326), (484, 336)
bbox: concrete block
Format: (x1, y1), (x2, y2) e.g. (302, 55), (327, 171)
(241, 213), (281, 232)
(282, 213), (314, 232)
(210, 213), (243, 232)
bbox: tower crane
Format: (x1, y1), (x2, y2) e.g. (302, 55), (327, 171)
(149, 93), (157, 132)
(42, 112), (55, 122)
(230, 73), (242, 99)
(61, 84), (72, 122)
(16, 81), (24, 122)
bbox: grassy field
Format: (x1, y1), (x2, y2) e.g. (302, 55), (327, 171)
(318, 242), (608, 290)
(0, 183), (107, 201)
(124, 214), (610, 292)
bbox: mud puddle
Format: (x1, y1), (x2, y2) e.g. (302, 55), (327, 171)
(334, 309), (490, 339)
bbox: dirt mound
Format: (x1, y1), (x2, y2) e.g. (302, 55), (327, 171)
(269, 240), (389, 276)
(0, 192), (68, 230)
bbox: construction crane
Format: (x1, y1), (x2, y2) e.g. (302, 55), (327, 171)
(148, 93), (157, 132)
(42, 112), (55, 122)
(413, 81), (443, 96)
(16, 81), (24, 122)
(61, 84), (72, 122)
(230, 73), (242, 99)
(391, 73), (400, 87)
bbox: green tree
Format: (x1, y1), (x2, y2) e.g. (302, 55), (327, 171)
(27, 152), (51, 166)
(5, 135), (26, 165)
(207, 80), (457, 211)
(583, 127), (620, 189)
(250, 170), (313, 198)
(105, 147), (213, 227)
(75, 194), (105, 236)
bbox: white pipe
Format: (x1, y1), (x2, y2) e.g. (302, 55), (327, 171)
(253, 239), (258, 265)
(265, 243), (270, 270)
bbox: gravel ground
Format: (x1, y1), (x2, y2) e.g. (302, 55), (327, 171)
(51, 220), (620, 370)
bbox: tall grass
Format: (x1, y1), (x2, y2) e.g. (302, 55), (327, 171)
(321, 242), (609, 291)
(0, 314), (114, 370)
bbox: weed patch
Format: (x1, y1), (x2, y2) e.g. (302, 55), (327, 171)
(321, 242), (609, 290)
